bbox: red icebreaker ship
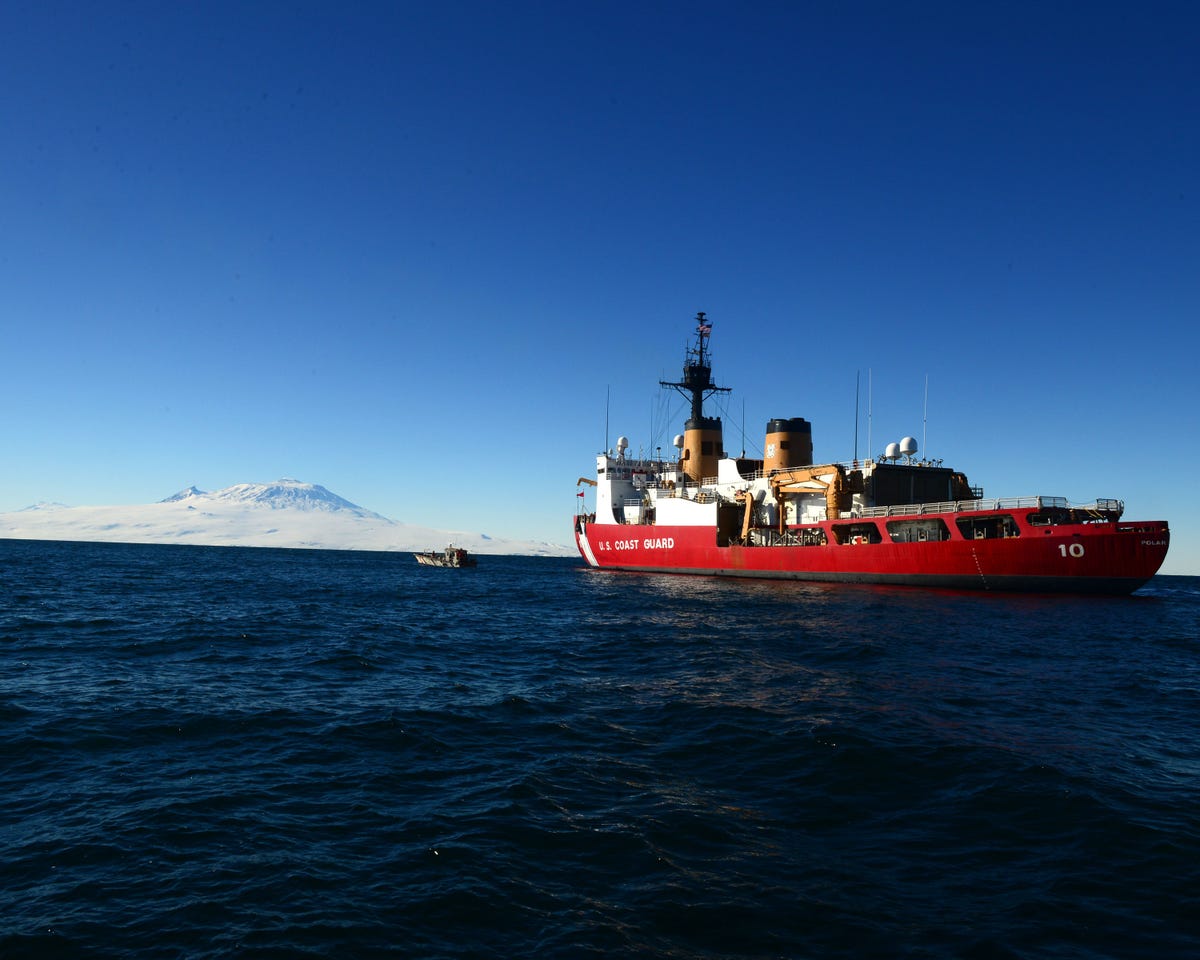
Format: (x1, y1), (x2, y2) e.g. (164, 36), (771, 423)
(574, 314), (1168, 594)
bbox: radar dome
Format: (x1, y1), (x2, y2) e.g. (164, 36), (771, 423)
(616, 436), (629, 450)
(673, 434), (685, 449)
(900, 436), (918, 457)
(885, 442), (901, 461)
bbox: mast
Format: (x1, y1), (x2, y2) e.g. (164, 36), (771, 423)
(660, 312), (730, 419)
(660, 313), (731, 482)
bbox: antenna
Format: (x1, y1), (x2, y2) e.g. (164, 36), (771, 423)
(605, 384), (610, 453)
(922, 374), (928, 456)
(854, 370), (860, 463)
(867, 368), (873, 461)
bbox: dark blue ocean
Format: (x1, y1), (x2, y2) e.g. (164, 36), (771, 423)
(2, 539), (1197, 959)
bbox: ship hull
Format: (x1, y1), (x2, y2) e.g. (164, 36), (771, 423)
(575, 518), (1169, 595)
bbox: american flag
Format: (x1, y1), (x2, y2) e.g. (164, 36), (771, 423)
(698, 322), (712, 334)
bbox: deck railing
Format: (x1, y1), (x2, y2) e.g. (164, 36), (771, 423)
(857, 496), (1122, 518)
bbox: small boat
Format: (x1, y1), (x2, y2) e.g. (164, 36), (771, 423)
(414, 544), (477, 568)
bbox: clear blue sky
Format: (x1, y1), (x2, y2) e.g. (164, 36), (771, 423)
(3, 2), (1197, 572)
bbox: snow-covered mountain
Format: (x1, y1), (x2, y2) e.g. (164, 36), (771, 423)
(0, 479), (572, 556)
(161, 479), (387, 517)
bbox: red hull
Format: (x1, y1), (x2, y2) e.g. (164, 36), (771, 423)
(575, 515), (1169, 595)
